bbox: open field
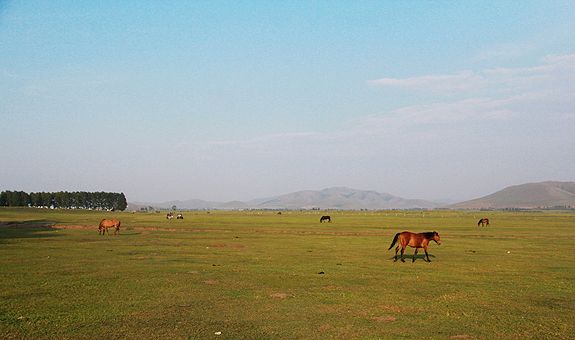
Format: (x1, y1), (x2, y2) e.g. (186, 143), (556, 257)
(1, 208), (574, 339)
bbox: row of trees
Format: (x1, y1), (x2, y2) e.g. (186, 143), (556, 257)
(0, 191), (128, 211)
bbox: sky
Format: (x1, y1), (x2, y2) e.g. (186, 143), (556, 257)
(1, 1), (574, 203)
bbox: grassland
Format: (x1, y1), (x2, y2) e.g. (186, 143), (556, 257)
(1, 208), (574, 339)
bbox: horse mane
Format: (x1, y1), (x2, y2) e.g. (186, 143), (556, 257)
(423, 231), (436, 238)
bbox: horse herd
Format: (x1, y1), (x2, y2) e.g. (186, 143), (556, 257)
(97, 215), (491, 263)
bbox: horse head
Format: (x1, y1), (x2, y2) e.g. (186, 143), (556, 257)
(432, 231), (441, 245)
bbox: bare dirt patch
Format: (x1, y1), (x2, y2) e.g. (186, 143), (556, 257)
(318, 324), (333, 332)
(52, 225), (180, 232)
(52, 225), (92, 231)
(375, 304), (407, 313)
(208, 243), (245, 249)
(134, 226), (179, 232)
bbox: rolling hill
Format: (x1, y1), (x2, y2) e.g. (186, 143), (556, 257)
(449, 181), (575, 209)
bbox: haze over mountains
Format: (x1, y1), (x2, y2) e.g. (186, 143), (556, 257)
(130, 187), (440, 210)
(128, 181), (575, 210)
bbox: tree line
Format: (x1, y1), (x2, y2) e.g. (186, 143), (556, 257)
(0, 191), (128, 211)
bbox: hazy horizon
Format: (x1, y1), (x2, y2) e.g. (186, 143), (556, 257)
(2, 2), (574, 203)
(128, 185), (460, 205)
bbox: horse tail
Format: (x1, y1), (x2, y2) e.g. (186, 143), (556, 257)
(388, 233), (400, 250)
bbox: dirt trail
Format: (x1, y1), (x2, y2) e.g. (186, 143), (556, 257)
(7, 223), (391, 237)
(52, 225), (180, 232)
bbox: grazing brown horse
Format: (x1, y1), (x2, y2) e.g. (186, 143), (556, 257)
(98, 219), (121, 235)
(477, 218), (489, 227)
(320, 215), (331, 223)
(388, 231), (441, 262)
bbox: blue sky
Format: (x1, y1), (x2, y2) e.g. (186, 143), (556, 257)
(1, 1), (574, 203)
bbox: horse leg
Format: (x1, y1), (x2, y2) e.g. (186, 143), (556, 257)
(394, 246), (399, 262)
(424, 245), (431, 262)
(413, 248), (418, 262)
(400, 246), (406, 262)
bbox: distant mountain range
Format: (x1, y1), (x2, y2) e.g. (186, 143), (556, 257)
(128, 181), (575, 211)
(129, 187), (441, 210)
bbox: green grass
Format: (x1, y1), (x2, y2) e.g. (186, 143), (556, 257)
(1, 208), (574, 339)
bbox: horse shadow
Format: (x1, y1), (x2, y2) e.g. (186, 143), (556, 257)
(0, 220), (61, 243)
(389, 254), (436, 262)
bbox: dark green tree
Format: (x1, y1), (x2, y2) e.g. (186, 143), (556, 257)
(0, 191), (8, 206)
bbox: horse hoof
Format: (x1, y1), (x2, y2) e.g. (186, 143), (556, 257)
(401, 259), (405, 263)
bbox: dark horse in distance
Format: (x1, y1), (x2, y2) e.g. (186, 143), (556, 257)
(477, 218), (490, 227)
(388, 231), (441, 262)
(320, 215), (331, 223)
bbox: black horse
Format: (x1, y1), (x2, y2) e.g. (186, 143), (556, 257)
(320, 215), (331, 223)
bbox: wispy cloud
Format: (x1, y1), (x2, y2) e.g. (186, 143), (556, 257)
(368, 71), (485, 93)
(369, 53), (575, 98)
(393, 97), (515, 123)
(367, 53), (575, 125)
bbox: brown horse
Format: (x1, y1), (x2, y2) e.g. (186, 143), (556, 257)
(320, 215), (331, 223)
(388, 231), (441, 262)
(477, 218), (489, 227)
(98, 219), (121, 235)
